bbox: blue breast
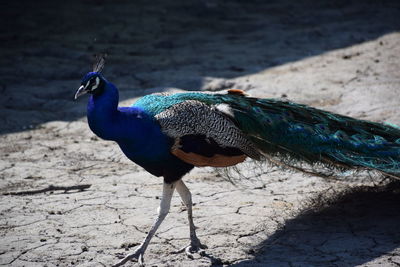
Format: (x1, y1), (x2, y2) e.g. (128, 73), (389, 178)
(113, 107), (175, 176)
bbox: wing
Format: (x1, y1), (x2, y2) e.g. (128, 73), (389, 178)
(153, 98), (261, 167)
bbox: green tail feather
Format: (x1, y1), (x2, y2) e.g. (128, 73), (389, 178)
(216, 95), (400, 179)
(134, 91), (400, 178)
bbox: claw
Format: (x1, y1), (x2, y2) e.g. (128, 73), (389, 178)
(113, 247), (145, 267)
(173, 239), (208, 259)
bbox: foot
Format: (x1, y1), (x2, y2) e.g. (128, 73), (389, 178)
(113, 247), (145, 267)
(173, 237), (208, 259)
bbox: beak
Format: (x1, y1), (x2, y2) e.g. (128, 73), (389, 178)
(74, 85), (87, 100)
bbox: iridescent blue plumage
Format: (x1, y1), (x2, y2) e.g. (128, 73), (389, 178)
(132, 92), (221, 115)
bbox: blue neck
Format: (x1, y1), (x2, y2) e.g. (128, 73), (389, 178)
(86, 82), (170, 153)
(87, 82), (120, 140)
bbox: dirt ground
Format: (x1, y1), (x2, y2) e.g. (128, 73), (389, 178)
(1, 1), (400, 266)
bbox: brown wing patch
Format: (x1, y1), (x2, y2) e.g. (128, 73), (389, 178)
(227, 89), (246, 96)
(172, 148), (246, 167)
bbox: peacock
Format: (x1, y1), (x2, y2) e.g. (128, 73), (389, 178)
(74, 56), (400, 266)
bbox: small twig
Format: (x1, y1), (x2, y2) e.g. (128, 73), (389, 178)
(2, 184), (91, 196)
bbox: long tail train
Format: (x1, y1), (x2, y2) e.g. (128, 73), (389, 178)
(214, 94), (400, 179)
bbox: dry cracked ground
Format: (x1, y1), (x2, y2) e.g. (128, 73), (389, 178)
(1, 1), (400, 266)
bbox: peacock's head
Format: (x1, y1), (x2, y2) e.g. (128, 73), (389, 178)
(74, 54), (107, 100)
(75, 72), (106, 99)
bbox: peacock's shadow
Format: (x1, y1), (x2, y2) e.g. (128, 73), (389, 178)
(232, 181), (400, 266)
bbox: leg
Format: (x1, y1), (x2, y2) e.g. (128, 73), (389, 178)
(113, 182), (176, 267)
(174, 180), (207, 258)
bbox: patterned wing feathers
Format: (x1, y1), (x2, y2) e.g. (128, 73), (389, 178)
(155, 100), (262, 166)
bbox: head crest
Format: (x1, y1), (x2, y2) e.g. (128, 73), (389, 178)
(92, 54), (107, 73)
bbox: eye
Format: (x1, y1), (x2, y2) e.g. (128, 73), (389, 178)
(91, 77), (100, 91)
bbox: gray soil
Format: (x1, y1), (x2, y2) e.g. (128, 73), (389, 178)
(1, 1), (400, 266)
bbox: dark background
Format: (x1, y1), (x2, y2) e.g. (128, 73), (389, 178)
(1, 0), (399, 134)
